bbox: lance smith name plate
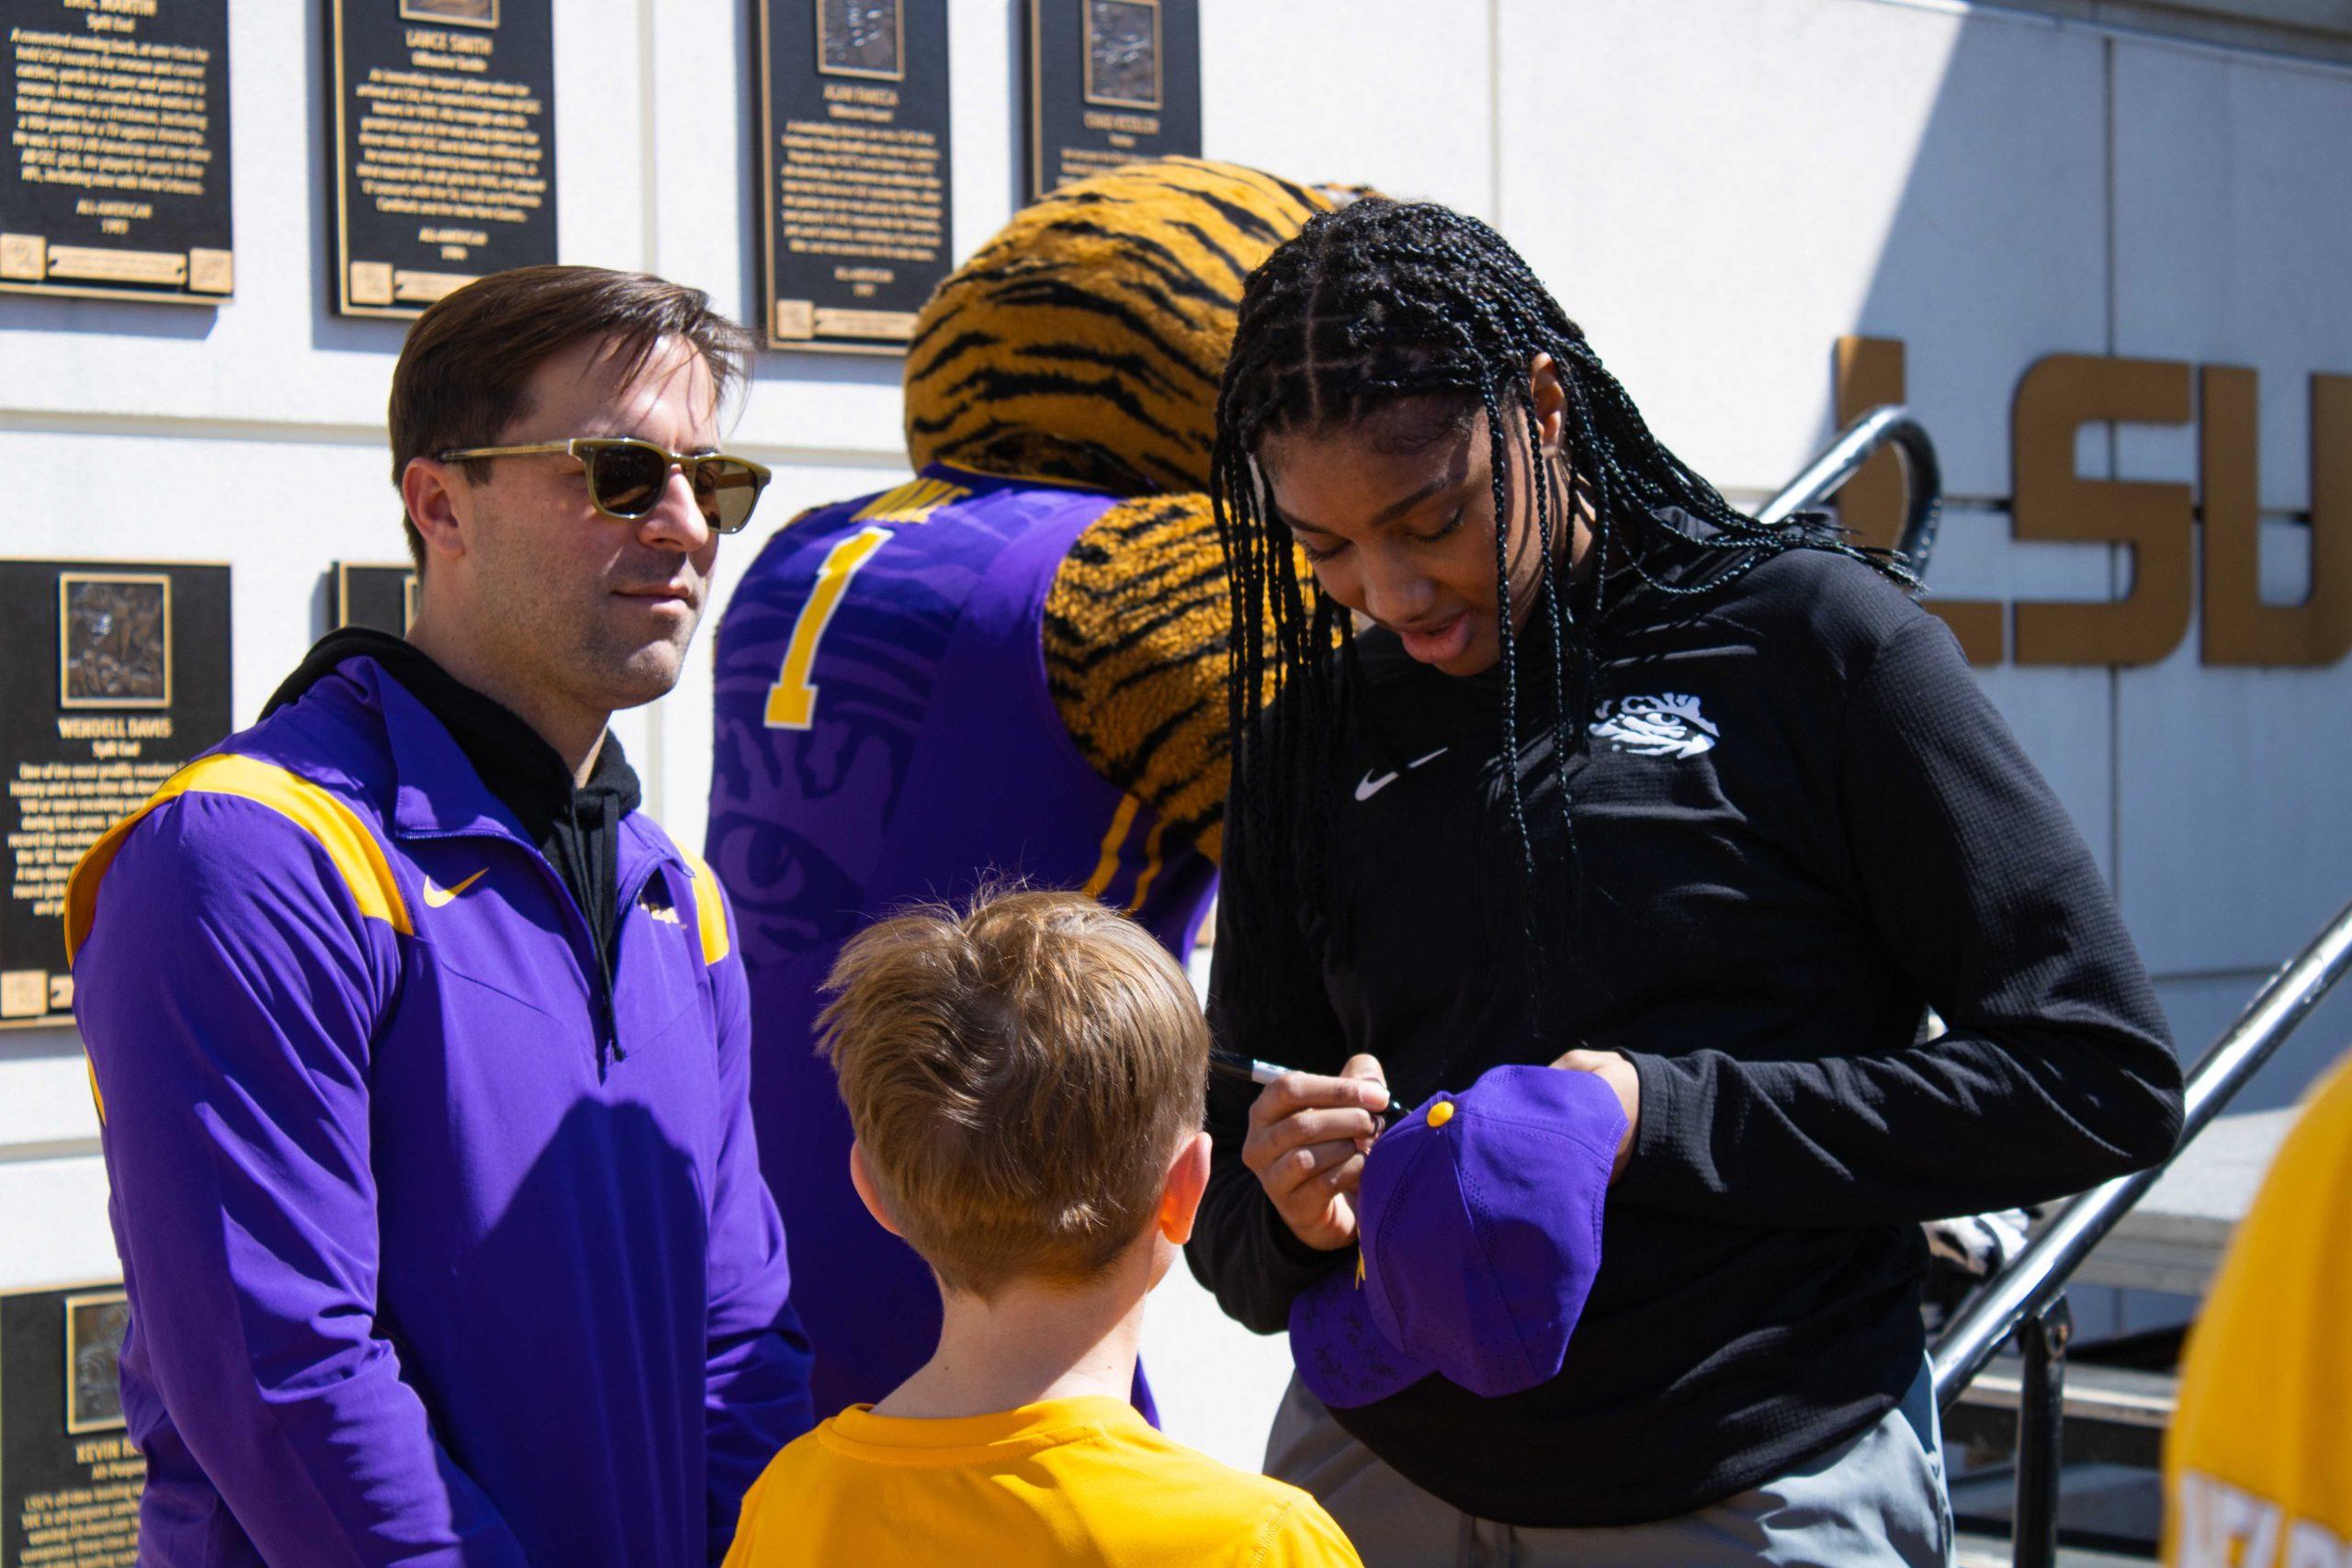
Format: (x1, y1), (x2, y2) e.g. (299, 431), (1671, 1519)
(0, 0), (233, 304)
(1, 1283), (145, 1565)
(331, 0), (555, 319)
(1023, 0), (1197, 202)
(0, 560), (231, 1030)
(758, 0), (952, 354)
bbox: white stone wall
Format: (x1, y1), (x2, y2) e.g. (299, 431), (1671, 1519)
(5, 0), (2348, 1474)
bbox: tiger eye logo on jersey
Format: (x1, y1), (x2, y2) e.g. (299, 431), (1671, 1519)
(1590, 694), (1719, 759)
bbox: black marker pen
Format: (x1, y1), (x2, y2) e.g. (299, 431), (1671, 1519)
(1209, 1051), (1408, 1126)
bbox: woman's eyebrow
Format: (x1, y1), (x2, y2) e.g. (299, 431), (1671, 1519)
(1275, 466), (1472, 536)
(1365, 471), (1465, 526)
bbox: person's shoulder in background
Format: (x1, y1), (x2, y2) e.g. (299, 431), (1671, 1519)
(2165, 1049), (2352, 1563)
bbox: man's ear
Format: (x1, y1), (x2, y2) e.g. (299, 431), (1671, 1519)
(1527, 351), (1568, 457)
(1156, 1129), (1213, 1247)
(848, 1139), (903, 1237)
(401, 457), (470, 564)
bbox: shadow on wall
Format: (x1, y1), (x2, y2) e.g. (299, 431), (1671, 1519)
(0, 295), (221, 344)
(1832, 9), (2351, 1113)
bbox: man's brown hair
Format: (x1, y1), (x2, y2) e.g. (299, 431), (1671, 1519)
(386, 265), (753, 571)
(818, 889), (1209, 1298)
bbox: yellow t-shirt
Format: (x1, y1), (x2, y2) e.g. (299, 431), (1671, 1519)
(2164, 1050), (2352, 1566)
(724, 1394), (1361, 1567)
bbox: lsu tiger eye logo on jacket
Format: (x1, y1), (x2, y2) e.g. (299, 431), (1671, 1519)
(1589, 694), (1719, 760)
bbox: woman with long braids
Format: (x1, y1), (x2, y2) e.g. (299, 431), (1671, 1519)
(1185, 198), (2185, 1565)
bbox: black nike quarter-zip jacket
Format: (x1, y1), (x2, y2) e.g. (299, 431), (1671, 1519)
(1187, 526), (2184, 1527)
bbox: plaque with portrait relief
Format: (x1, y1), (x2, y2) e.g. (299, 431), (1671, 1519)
(0, 560), (230, 1031)
(59, 574), (172, 710)
(0, 0), (233, 305)
(1, 1282), (146, 1565)
(1023, 0), (1198, 203)
(758, 0), (953, 355)
(330, 0), (556, 319)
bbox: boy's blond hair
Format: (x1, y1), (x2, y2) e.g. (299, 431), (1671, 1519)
(816, 889), (1209, 1297)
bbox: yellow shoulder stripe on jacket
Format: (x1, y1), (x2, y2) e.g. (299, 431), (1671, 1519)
(63, 752), (412, 964)
(664, 833), (731, 965)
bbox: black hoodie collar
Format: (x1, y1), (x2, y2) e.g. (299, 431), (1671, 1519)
(264, 629), (641, 832)
(265, 630), (642, 983)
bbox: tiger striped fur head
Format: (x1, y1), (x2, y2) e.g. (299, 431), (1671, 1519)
(904, 158), (1335, 496)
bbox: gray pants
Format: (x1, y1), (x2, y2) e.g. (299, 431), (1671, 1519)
(1266, 1359), (1956, 1568)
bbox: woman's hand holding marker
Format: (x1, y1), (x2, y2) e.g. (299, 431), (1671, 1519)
(1550, 1047), (1641, 1182)
(1243, 1055), (1393, 1251)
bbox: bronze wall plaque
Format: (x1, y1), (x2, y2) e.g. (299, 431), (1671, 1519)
(1023, 0), (1199, 203)
(0, 0), (232, 305)
(0, 560), (231, 1031)
(1, 1281), (144, 1564)
(757, 0), (953, 355)
(330, 0), (555, 319)
(333, 561), (418, 635)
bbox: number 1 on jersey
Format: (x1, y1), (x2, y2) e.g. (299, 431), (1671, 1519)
(764, 525), (891, 729)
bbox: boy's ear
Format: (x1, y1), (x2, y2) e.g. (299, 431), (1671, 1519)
(1157, 1130), (1213, 1247)
(848, 1140), (903, 1238)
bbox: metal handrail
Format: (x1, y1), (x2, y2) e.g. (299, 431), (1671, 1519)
(1930, 894), (2352, 1406)
(1927, 896), (2352, 1565)
(1756, 404), (1945, 572)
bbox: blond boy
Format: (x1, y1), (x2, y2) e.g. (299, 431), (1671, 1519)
(724, 890), (1359, 1567)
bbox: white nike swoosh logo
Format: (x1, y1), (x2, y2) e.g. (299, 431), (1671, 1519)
(1354, 748), (1450, 802)
(422, 869), (488, 908)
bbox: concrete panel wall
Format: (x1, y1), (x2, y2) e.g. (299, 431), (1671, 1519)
(2114, 37), (2352, 511)
(2109, 39), (2352, 973)
(1204, 0), (1496, 219)
(1496, 0), (2109, 502)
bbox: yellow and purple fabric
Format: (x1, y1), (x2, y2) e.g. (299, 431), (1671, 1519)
(1290, 1065), (1624, 1409)
(68, 653), (809, 1565)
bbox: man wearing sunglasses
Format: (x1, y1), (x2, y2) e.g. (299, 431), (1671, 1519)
(67, 265), (808, 1566)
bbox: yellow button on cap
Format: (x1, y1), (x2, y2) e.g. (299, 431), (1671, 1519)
(1427, 1101), (1454, 1128)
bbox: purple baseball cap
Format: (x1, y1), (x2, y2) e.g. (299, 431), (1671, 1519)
(1288, 1063), (1623, 1409)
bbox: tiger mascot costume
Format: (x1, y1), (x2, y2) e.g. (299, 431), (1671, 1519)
(707, 159), (1337, 1416)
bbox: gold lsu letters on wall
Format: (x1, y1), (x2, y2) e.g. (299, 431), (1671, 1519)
(1836, 336), (2351, 670)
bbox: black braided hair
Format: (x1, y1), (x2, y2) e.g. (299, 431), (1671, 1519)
(1211, 198), (1906, 1026)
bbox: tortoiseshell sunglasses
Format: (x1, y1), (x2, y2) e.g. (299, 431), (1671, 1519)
(437, 437), (772, 535)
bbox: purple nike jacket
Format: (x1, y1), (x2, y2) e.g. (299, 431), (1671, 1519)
(65, 654), (812, 1566)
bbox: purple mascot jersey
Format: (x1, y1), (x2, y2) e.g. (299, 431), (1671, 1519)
(707, 462), (1217, 1415)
